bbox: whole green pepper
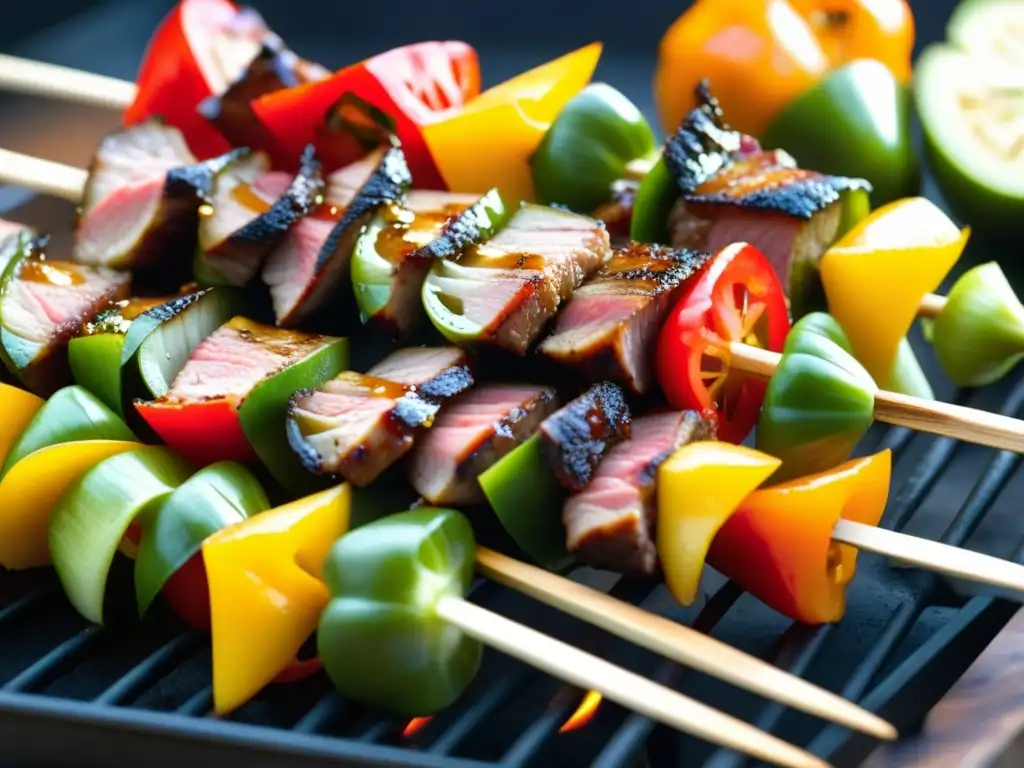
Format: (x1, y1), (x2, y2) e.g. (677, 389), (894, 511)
(1, 385), (136, 478)
(531, 83), (657, 214)
(317, 507), (481, 716)
(756, 313), (878, 484)
(134, 461), (270, 618)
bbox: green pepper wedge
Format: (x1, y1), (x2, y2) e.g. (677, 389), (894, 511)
(478, 435), (573, 571)
(755, 313), (878, 484)
(351, 188), (508, 338)
(318, 507), (482, 716)
(531, 83), (658, 213)
(134, 461), (270, 618)
(49, 446), (195, 624)
(1, 385), (136, 478)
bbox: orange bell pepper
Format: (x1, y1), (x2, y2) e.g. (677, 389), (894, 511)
(658, 442), (782, 605)
(820, 197), (970, 386)
(202, 483), (350, 714)
(706, 449), (891, 624)
(655, 0), (914, 137)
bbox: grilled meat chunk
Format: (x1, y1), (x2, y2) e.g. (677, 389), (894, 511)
(0, 239), (131, 396)
(664, 83), (868, 287)
(539, 382), (631, 492)
(198, 144), (324, 286)
(538, 243), (710, 393)
(74, 120), (244, 273)
(408, 383), (559, 505)
(288, 346), (473, 486)
(422, 204), (610, 354)
(198, 38), (328, 153)
(0, 220), (34, 274)
(563, 410), (714, 576)
(262, 146), (411, 327)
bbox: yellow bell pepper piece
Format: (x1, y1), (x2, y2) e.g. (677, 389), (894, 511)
(202, 483), (351, 715)
(0, 440), (139, 570)
(422, 42), (602, 204)
(820, 197), (969, 386)
(657, 442), (782, 605)
(0, 383), (44, 469)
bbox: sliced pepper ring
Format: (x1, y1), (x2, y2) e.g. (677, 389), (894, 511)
(656, 242), (790, 444)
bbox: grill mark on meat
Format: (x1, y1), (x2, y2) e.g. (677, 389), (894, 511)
(538, 243), (710, 393)
(563, 410), (715, 576)
(407, 384), (559, 505)
(263, 146), (411, 327)
(287, 346), (473, 485)
(75, 120), (247, 280)
(539, 382), (631, 491)
(200, 144), (325, 285)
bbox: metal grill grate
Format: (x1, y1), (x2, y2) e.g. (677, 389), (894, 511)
(1, 4), (1022, 766)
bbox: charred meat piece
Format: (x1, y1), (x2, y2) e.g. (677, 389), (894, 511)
(539, 382), (631, 492)
(262, 146), (412, 327)
(198, 144), (324, 286)
(0, 240), (130, 396)
(664, 83), (868, 287)
(288, 346), (473, 486)
(408, 383), (559, 505)
(198, 36), (328, 154)
(422, 204), (610, 354)
(563, 410), (714, 576)
(74, 120), (244, 272)
(539, 243), (710, 394)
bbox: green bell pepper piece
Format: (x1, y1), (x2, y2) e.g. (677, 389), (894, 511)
(756, 313), (878, 484)
(629, 155), (676, 245)
(134, 461), (269, 618)
(761, 60), (919, 208)
(318, 507), (482, 716)
(49, 446), (195, 624)
(1, 385), (136, 478)
(929, 262), (1024, 387)
(531, 83), (657, 214)
(351, 188), (507, 336)
(478, 435), (573, 571)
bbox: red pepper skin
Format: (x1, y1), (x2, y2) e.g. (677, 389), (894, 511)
(252, 41), (480, 186)
(707, 449), (891, 624)
(134, 399), (257, 467)
(125, 0), (248, 159)
(657, 243), (790, 444)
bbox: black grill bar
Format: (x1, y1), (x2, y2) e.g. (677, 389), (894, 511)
(293, 692), (346, 734)
(3, 628), (102, 693)
(176, 686), (213, 717)
(426, 673), (534, 756)
(93, 633), (205, 706)
(0, 585), (57, 628)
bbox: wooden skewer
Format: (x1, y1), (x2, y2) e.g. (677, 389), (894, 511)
(0, 54), (136, 112)
(0, 148), (86, 203)
(728, 343), (1024, 452)
(477, 547), (896, 740)
(0, 55), (955, 320)
(436, 594), (829, 768)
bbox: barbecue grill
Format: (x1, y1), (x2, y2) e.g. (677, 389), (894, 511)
(0, 1), (1016, 766)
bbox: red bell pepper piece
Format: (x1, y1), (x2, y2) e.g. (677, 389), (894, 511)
(125, 0), (273, 158)
(707, 449), (892, 624)
(251, 41), (481, 186)
(135, 399), (257, 467)
(656, 242), (791, 444)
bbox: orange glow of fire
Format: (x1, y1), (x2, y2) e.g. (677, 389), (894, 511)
(402, 716), (433, 738)
(560, 690), (603, 733)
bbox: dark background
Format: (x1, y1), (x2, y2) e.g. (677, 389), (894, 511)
(1, 0), (958, 126)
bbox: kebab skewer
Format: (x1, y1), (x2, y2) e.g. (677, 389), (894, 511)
(0, 381), (891, 758)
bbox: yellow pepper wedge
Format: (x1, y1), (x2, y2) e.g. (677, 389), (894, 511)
(707, 449), (891, 624)
(0, 383), (44, 468)
(658, 442), (782, 605)
(820, 197), (969, 386)
(0, 440), (140, 570)
(422, 42), (602, 204)
(202, 483), (351, 715)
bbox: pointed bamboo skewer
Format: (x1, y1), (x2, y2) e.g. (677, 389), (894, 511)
(0, 54), (954, 319)
(0, 146), (899, 744)
(435, 595), (829, 768)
